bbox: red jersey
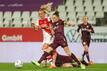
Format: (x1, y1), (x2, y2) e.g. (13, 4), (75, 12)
(38, 17), (52, 35)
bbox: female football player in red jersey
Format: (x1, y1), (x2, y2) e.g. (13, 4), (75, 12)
(31, 3), (55, 66)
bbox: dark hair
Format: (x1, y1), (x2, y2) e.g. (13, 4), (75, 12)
(53, 11), (59, 17)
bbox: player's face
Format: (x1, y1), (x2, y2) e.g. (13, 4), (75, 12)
(38, 11), (45, 19)
(52, 15), (59, 23)
(83, 16), (88, 24)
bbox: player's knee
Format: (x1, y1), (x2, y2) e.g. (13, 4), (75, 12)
(43, 43), (49, 49)
(66, 51), (71, 56)
(64, 47), (72, 56)
(84, 48), (88, 52)
(46, 46), (53, 53)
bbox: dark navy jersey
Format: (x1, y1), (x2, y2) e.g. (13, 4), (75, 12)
(52, 19), (65, 40)
(77, 23), (94, 39)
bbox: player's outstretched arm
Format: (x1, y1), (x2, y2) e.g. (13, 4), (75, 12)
(31, 23), (40, 31)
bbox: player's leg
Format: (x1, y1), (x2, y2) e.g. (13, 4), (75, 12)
(82, 39), (91, 64)
(60, 41), (85, 69)
(82, 39), (88, 60)
(38, 37), (58, 67)
(32, 39), (53, 66)
(63, 47), (81, 65)
(36, 33), (54, 64)
(32, 50), (50, 66)
(40, 43), (50, 64)
(81, 59), (88, 66)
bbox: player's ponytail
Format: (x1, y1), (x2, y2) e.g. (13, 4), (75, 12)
(53, 11), (59, 17)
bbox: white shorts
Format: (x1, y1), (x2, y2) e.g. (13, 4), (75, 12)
(42, 30), (54, 45)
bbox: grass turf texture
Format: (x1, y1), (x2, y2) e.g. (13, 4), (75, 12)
(0, 63), (107, 71)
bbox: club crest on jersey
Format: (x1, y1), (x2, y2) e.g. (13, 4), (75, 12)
(87, 26), (89, 28)
(83, 42), (86, 45)
(53, 23), (59, 30)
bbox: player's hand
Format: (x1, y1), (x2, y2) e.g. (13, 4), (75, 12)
(31, 23), (35, 27)
(31, 23), (39, 31)
(87, 29), (92, 32)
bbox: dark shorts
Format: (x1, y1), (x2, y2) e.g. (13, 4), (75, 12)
(82, 38), (90, 47)
(55, 54), (73, 67)
(50, 37), (68, 49)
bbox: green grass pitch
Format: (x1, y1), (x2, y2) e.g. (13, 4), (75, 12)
(0, 63), (107, 71)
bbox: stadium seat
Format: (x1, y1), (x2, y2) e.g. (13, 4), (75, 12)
(4, 11), (12, 20)
(66, 5), (75, 12)
(102, 0), (107, 6)
(76, 12), (85, 18)
(86, 12), (96, 25)
(93, 0), (102, 6)
(0, 12), (3, 27)
(30, 11), (38, 20)
(3, 11), (12, 27)
(30, 11), (38, 27)
(0, 11), (3, 18)
(3, 19), (11, 27)
(57, 5), (66, 12)
(77, 17), (83, 24)
(22, 18), (30, 27)
(65, 0), (74, 7)
(21, 11), (30, 27)
(22, 11), (30, 19)
(88, 16), (96, 25)
(75, 6), (84, 12)
(59, 12), (67, 20)
(94, 6), (103, 12)
(12, 11), (21, 19)
(11, 18), (22, 27)
(95, 11), (104, 18)
(104, 6), (107, 12)
(75, 0), (83, 7)
(84, 0), (92, 6)
(86, 12), (95, 17)
(85, 5), (94, 12)
(67, 12), (76, 22)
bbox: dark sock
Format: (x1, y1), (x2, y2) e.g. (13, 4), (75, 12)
(82, 51), (86, 60)
(38, 52), (50, 63)
(81, 60), (88, 66)
(86, 52), (90, 62)
(71, 53), (81, 65)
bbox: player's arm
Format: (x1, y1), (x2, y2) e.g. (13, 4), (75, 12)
(87, 25), (94, 33)
(31, 23), (39, 31)
(31, 19), (43, 31)
(77, 24), (81, 32)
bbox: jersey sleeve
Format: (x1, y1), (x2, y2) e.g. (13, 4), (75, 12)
(77, 24), (81, 32)
(89, 24), (94, 33)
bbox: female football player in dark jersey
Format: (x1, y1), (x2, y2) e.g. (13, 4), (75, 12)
(34, 11), (85, 69)
(77, 16), (94, 64)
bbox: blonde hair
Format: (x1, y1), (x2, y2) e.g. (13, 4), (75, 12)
(40, 2), (53, 14)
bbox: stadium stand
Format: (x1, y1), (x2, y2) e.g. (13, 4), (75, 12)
(0, 0), (107, 27)
(57, 0), (107, 26)
(0, 0), (63, 28)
